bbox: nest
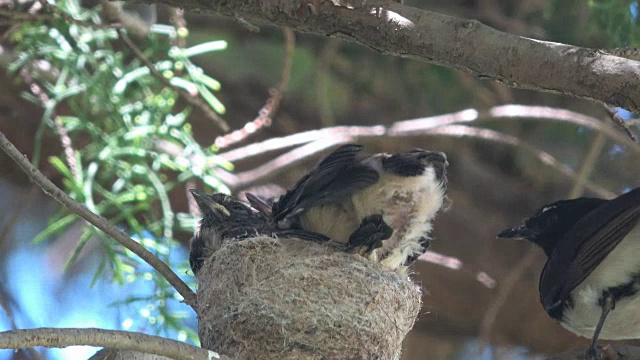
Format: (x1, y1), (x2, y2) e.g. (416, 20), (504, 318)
(195, 237), (422, 360)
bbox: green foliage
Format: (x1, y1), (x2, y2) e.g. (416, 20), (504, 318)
(546, 0), (640, 47)
(5, 0), (231, 341)
(587, 0), (640, 46)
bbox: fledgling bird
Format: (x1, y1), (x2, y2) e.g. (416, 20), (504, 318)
(498, 187), (640, 360)
(265, 144), (449, 275)
(188, 189), (391, 275)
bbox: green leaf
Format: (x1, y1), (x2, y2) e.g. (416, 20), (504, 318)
(64, 227), (94, 271)
(49, 156), (74, 181)
(33, 213), (78, 244)
(196, 84), (226, 114)
(180, 40), (227, 58)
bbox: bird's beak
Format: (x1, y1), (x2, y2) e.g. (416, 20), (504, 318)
(496, 225), (531, 240)
(424, 151), (448, 168)
(189, 189), (231, 219)
(245, 192), (272, 216)
(423, 151), (448, 185)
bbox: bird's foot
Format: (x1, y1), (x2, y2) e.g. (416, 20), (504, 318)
(347, 214), (392, 255)
(585, 344), (607, 360)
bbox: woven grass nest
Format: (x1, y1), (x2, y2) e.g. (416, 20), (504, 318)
(195, 236), (422, 360)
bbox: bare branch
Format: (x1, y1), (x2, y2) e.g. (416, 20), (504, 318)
(220, 104), (640, 163)
(121, 0), (640, 112)
(218, 123), (614, 197)
(100, 0), (151, 38)
(316, 38), (341, 127)
(214, 27), (296, 149)
(216, 104), (630, 197)
(603, 104), (638, 142)
(478, 248), (540, 352)
(218, 137), (352, 188)
(568, 132), (607, 199)
(0, 328), (230, 360)
(425, 125), (616, 198)
(418, 250), (497, 289)
(0, 131), (197, 309)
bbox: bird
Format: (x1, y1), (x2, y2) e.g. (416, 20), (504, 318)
(188, 189), (392, 275)
(258, 143), (449, 275)
(498, 187), (640, 359)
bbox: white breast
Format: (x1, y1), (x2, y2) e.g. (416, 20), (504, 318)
(560, 226), (640, 340)
(351, 167), (446, 273)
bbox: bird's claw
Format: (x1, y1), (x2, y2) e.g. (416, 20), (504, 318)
(347, 214), (392, 255)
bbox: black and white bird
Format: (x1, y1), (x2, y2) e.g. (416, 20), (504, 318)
(498, 187), (640, 359)
(257, 144), (449, 275)
(188, 189), (391, 275)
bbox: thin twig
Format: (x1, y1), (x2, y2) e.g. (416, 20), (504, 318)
(477, 248), (540, 351)
(220, 104), (640, 162)
(234, 16), (260, 32)
(426, 125), (615, 198)
(217, 114), (616, 197)
(100, 0), (150, 38)
(603, 104), (638, 142)
(0, 131), (197, 309)
(0, 328), (230, 360)
(117, 29), (230, 132)
(0, 275), (43, 359)
(418, 250), (497, 289)
(53, 116), (79, 180)
(16, 27), (77, 177)
(316, 38), (341, 127)
(214, 27), (295, 148)
(217, 137), (352, 188)
(168, 7), (186, 48)
(220, 125), (386, 162)
(568, 132), (607, 199)
(478, 119), (610, 349)
(0, 9), (59, 22)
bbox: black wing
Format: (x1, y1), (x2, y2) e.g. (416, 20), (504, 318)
(272, 144), (380, 228)
(540, 187), (640, 312)
(245, 192), (274, 217)
(189, 234), (205, 275)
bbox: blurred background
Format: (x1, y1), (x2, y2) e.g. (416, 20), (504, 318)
(0, 0), (639, 359)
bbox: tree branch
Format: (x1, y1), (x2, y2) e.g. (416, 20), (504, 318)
(123, 0), (640, 112)
(219, 104), (639, 163)
(214, 27), (295, 149)
(214, 104), (634, 197)
(0, 132), (197, 309)
(0, 328), (229, 360)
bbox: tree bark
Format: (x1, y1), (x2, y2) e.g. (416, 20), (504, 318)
(123, 0), (640, 112)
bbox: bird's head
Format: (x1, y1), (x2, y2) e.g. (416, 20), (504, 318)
(497, 197), (606, 257)
(414, 149), (448, 185)
(417, 149), (448, 196)
(189, 189), (270, 238)
(188, 190), (271, 275)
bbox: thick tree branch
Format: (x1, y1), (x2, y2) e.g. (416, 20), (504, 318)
(0, 328), (229, 360)
(124, 0), (640, 112)
(0, 132), (198, 309)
